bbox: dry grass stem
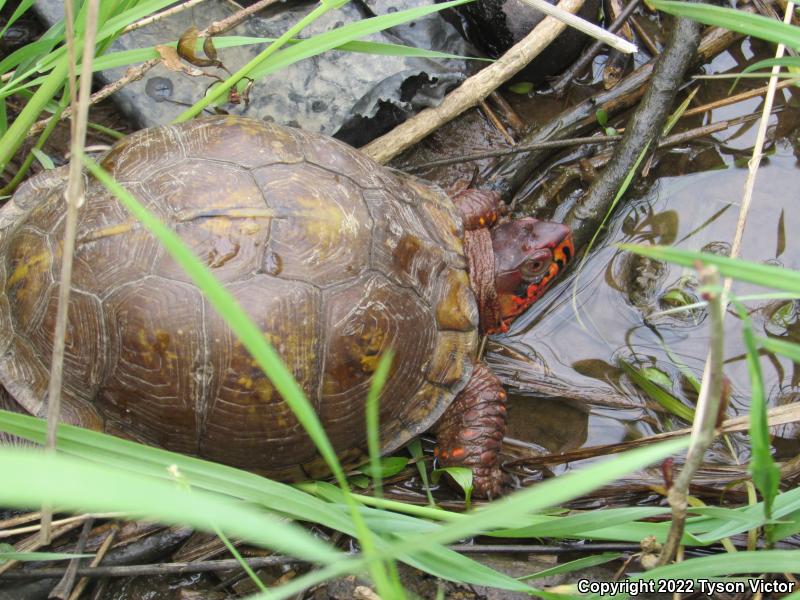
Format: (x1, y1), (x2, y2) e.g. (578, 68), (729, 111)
(517, 0), (637, 53)
(681, 79), (795, 119)
(727, 2), (794, 268)
(0, 518), (87, 576)
(658, 266), (726, 565)
(0, 513), (123, 539)
(361, 0), (586, 164)
(40, 0), (101, 545)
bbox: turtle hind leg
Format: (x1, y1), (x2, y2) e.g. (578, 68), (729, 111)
(435, 362), (508, 499)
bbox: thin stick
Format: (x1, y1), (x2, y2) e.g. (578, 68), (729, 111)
(361, 0), (586, 164)
(123, 0), (208, 34)
(629, 15), (661, 56)
(204, 0), (282, 36)
(479, 99), (516, 145)
(681, 79), (795, 119)
(40, 0), (101, 545)
(67, 523), (119, 600)
(0, 512), (42, 531)
(0, 513), (123, 539)
(657, 13), (794, 555)
(49, 518), (94, 600)
(406, 135), (622, 171)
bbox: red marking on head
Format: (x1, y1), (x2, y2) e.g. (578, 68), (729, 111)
(491, 222), (574, 331)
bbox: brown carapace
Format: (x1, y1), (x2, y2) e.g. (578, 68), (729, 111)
(0, 116), (572, 498)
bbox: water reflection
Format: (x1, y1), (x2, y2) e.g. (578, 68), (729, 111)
(488, 152), (800, 463)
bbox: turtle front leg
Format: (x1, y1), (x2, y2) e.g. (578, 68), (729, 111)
(453, 189), (504, 230)
(435, 362), (507, 499)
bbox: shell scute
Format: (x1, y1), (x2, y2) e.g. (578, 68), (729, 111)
(177, 115), (305, 168)
(252, 162), (372, 287)
(99, 276), (205, 455)
(70, 185), (165, 297)
(319, 272), (436, 452)
(201, 275), (322, 474)
(144, 161), (272, 283)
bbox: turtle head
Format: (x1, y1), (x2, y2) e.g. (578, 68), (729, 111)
(490, 218), (573, 329)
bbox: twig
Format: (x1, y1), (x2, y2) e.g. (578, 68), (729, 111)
(479, 99), (516, 145)
(406, 135), (622, 171)
(27, 0), (283, 139)
(68, 523), (119, 600)
(629, 15), (661, 56)
(658, 266), (725, 566)
(681, 79), (795, 119)
(0, 513), (122, 539)
(360, 0), (587, 164)
(489, 92), (525, 133)
(204, 0), (282, 36)
(123, 0), (208, 34)
(517, 0), (637, 53)
(49, 518), (94, 600)
(0, 511), (42, 531)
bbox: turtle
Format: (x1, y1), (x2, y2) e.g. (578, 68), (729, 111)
(0, 116), (572, 498)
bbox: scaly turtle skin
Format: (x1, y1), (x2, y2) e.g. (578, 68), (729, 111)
(0, 116), (572, 497)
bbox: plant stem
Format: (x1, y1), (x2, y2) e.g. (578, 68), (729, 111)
(657, 266), (725, 565)
(40, 0), (101, 545)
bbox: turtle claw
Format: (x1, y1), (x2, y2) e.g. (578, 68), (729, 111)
(472, 465), (508, 500)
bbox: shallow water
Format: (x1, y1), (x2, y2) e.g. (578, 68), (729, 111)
(489, 134), (800, 464)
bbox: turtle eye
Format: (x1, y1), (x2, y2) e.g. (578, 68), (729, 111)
(520, 257), (550, 281)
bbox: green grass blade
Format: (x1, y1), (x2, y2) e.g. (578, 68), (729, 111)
(0, 449), (343, 564)
(366, 351), (393, 499)
(651, 0), (800, 49)
(759, 335), (800, 362)
(519, 552), (621, 581)
(630, 550), (800, 582)
(619, 360), (695, 423)
(493, 507), (669, 538)
(0, 410), (354, 533)
(619, 245), (800, 294)
(91, 35), (484, 72)
(0, 58), (67, 171)
(732, 303), (780, 539)
(393, 438), (690, 550)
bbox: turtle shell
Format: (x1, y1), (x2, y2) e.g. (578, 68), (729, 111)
(0, 116), (479, 479)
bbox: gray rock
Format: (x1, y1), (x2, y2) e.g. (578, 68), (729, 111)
(34, 0), (474, 143)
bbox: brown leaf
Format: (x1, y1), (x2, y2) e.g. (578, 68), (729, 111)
(155, 45), (205, 77)
(178, 26), (222, 69)
(203, 36), (218, 61)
